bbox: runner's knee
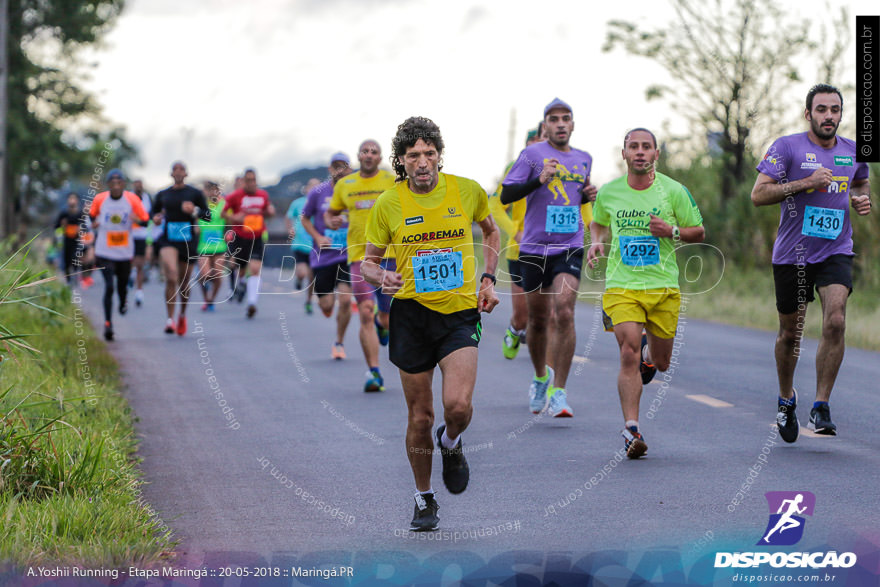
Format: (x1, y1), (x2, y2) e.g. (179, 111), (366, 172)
(408, 409), (434, 433)
(443, 399), (472, 425)
(823, 311), (846, 339)
(620, 343), (640, 370)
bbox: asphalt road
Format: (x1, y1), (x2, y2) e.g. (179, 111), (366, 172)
(76, 266), (880, 584)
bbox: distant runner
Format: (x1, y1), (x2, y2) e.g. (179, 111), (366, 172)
(197, 181), (227, 312)
(287, 178), (318, 314)
(301, 153), (356, 359)
(131, 179), (153, 307)
(223, 168), (275, 318)
(326, 140), (397, 391)
(151, 161), (211, 335)
(55, 193), (88, 285)
(89, 169), (150, 340)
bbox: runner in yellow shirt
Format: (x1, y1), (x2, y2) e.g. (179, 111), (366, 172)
(364, 116), (499, 532)
(325, 140), (396, 392)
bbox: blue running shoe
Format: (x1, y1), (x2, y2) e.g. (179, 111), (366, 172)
(528, 366), (554, 414)
(364, 371), (384, 392)
(375, 315), (389, 346)
(548, 387), (573, 417)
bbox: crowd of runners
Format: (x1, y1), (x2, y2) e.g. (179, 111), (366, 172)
(53, 85), (872, 532)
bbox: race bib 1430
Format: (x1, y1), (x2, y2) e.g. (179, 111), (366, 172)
(802, 206), (844, 240)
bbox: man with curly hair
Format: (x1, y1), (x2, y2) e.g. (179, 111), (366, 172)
(364, 116), (500, 532)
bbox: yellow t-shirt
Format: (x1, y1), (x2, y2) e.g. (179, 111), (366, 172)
(329, 169), (396, 263)
(366, 173), (490, 314)
(490, 162), (522, 260)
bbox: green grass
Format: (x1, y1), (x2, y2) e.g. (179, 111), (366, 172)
(0, 242), (173, 567)
(680, 259), (880, 351)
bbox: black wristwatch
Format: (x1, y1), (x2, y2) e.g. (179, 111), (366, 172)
(481, 272), (496, 285)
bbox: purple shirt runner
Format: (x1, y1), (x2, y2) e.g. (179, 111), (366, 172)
(503, 141), (592, 255)
(756, 132), (869, 265)
(302, 181), (349, 268)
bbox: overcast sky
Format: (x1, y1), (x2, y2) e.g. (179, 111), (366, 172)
(82, 0), (873, 193)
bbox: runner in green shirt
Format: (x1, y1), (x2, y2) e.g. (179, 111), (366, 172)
(587, 128), (705, 459)
(197, 181), (228, 311)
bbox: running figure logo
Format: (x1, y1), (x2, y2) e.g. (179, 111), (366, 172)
(758, 491), (816, 546)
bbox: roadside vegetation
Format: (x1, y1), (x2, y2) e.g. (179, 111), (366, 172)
(0, 242), (172, 566)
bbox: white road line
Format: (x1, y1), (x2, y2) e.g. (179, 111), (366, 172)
(685, 394), (734, 408)
(799, 427), (833, 438)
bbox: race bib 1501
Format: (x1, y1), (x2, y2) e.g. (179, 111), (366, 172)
(412, 251), (464, 293)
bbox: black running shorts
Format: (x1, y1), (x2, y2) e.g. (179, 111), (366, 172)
(227, 235), (265, 267)
(507, 258), (524, 288)
(389, 298), (481, 374)
(156, 238), (196, 263)
(772, 254), (853, 314)
(313, 261), (351, 297)
(518, 248), (584, 293)
(133, 239), (147, 258)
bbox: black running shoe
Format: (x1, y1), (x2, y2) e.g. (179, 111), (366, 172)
(103, 321), (114, 341)
(809, 404), (837, 435)
(410, 492), (439, 532)
(435, 424), (469, 494)
(119, 302), (128, 315)
(776, 390), (799, 443)
(640, 333), (657, 385)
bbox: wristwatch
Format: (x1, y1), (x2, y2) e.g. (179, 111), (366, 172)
(481, 272), (497, 285)
(672, 226), (681, 241)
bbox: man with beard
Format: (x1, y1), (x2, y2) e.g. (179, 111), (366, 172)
(751, 84), (872, 441)
(500, 98), (597, 418)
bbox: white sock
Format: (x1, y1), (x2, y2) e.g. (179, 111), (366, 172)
(441, 428), (459, 449)
(625, 419), (639, 430)
(416, 488), (434, 497)
(246, 275), (260, 305)
(642, 342), (651, 364)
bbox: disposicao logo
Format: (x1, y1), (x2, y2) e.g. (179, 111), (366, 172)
(714, 491), (857, 570)
(758, 491), (814, 546)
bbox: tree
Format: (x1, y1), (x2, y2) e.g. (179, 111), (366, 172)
(3, 0), (137, 238)
(603, 0), (814, 208)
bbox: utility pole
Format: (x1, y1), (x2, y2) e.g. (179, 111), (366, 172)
(0, 0), (9, 239)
